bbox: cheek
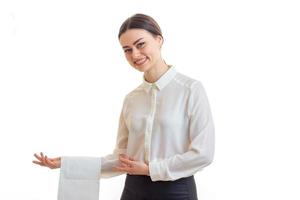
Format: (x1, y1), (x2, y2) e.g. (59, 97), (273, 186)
(125, 54), (132, 62)
(125, 55), (136, 67)
(144, 45), (160, 58)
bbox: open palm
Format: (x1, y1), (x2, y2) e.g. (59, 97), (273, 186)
(32, 152), (61, 169)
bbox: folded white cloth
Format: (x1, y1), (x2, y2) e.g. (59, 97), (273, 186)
(57, 156), (101, 200)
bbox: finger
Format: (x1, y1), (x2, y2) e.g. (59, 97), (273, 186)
(129, 157), (134, 161)
(32, 160), (44, 166)
(119, 157), (134, 166)
(41, 152), (47, 164)
(119, 159), (131, 168)
(34, 153), (43, 162)
(45, 156), (56, 168)
(45, 156), (58, 169)
(120, 154), (134, 161)
(45, 156), (55, 164)
(119, 154), (128, 159)
(119, 161), (129, 167)
(121, 162), (128, 167)
(113, 166), (130, 172)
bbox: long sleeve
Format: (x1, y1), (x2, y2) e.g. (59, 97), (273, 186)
(149, 81), (215, 181)
(100, 97), (129, 178)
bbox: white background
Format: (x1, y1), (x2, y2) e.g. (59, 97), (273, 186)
(1, 0), (300, 199)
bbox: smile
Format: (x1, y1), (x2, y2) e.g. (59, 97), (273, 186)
(134, 57), (148, 65)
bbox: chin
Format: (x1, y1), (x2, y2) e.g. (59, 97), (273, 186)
(133, 63), (152, 72)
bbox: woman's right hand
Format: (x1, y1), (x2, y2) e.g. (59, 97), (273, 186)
(32, 152), (61, 169)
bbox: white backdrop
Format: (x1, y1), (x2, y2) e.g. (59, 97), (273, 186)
(0, 0), (300, 199)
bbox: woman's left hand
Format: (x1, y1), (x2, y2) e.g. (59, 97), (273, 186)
(114, 154), (150, 176)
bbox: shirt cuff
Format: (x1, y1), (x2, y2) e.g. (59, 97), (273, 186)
(149, 160), (167, 181)
(58, 156), (101, 200)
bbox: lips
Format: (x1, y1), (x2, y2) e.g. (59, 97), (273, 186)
(134, 57), (147, 65)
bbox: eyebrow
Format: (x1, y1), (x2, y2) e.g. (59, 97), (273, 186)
(122, 38), (144, 49)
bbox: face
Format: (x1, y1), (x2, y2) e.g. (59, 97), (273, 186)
(119, 28), (163, 72)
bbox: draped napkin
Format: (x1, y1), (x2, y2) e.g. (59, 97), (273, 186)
(57, 156), (101, 200)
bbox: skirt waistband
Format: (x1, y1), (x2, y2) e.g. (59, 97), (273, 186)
(122, 174), (198, 199)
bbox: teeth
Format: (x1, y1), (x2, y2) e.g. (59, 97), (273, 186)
(135, 58), (147, 65)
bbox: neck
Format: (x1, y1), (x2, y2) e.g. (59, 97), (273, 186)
(144, 59), (170, 83)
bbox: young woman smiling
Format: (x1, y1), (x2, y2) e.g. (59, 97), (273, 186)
(33, 13), (215, 200)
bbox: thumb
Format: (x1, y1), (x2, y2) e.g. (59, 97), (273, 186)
(119, 154), (129, 159)
(119, 154), (134, 161)
(128, 156), (134, 161)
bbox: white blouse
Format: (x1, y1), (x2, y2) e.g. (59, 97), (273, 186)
(100, 65), (215, 181)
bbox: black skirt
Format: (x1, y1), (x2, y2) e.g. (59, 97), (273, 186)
(120, 174), (198, 200)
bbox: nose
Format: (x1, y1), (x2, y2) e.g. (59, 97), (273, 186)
(132, 48), (141, 59)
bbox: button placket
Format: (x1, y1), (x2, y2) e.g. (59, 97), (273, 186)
(144, 86), (157, 164)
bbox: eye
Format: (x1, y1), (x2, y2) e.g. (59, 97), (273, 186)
(124, 49), (132, 53)
(136, 42), (145, 48)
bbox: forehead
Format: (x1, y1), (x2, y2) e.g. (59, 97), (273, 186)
(119, 29), (153, 46)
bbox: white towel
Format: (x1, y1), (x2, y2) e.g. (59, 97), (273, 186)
(58, 156), (101, 200)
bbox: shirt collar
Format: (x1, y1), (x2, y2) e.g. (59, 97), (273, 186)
(141, 65), (177, 93)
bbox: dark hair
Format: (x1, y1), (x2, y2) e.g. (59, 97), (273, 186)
(118, 13), (163, 39)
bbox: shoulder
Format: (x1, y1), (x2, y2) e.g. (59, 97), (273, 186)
(173, 71), (209, 106)
(173, 71), (204, 91)
(122, 83), (144, 102)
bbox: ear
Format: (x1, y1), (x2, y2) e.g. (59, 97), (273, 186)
(155, 35), (164, 47)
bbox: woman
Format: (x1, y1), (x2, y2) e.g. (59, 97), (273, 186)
(33, 13), (215, 200)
